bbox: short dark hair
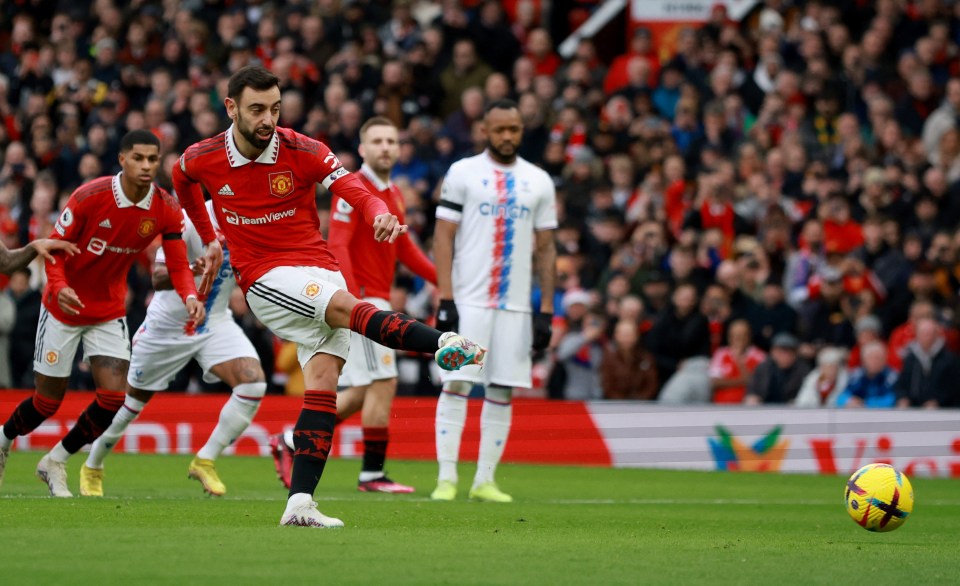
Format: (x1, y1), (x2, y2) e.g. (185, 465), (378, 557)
(228, 66), (280, 101)
(120, 129), (160, 152)
(484, 98), (519, 115)
(360, 116), (397, 139)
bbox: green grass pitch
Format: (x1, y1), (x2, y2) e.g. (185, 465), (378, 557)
(0, 452), (957, 585)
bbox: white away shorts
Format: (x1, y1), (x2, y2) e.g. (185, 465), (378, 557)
(127, 318), (259, 391)
(245, 265), (350, 369)
(33, 306), (131, 378)
(339, 297), (397, 388)
(440, 304), (532, 388)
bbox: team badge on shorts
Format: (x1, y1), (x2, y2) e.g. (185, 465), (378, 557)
(269, 171), (294, 198)
(138, 217), (157, 238)
(302, 281), (322, 300)
(382, 354), (393, 365)
(45, 351), (59, 365)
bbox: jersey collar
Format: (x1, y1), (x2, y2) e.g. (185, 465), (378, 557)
(225, 124), (280, 167)
(112, 173), (154, 209)
(359, 164), (391, 191)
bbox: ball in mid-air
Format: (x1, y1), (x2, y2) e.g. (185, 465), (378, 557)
(844, 463), (914, 532)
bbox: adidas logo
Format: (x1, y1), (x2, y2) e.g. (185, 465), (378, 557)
(218, 184), (235, 196)
(99, 219), (112, 229)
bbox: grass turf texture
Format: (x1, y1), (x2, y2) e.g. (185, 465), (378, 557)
(0, 452), (956, 585)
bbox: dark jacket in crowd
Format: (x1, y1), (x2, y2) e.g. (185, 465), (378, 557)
(645, 308), (711, 384)
(600, 345), (659, 400)
(746, 357), (812, 404)
(894, 340), (960, 407)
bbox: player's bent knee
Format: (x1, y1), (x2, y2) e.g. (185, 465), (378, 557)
(325, 289), (359, 329)
(128, 387), (155, 404)
(442, 381), (473, 396)
(485, 385), (512, 405)
(233, 381), (267, 403)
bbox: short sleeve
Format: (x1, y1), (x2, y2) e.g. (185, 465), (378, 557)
(436, 164), (467, 224)
(534, 173), (558, 231)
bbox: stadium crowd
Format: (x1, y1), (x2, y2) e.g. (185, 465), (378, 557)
(1, 0), (960, 408)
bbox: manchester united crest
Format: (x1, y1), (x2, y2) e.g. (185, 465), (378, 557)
(138, 217), (157, 238)
(269, 171), (294, 198)
(301, 281), (322, 300)
(45, 351), (59, 365)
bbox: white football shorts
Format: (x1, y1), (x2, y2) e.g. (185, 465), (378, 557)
(33, 306), (131, 378)
(338, 297), (397, 388)
(245, 265), (350, 369)
(440, 304), (532, 388)
(127, 318), (259, 391)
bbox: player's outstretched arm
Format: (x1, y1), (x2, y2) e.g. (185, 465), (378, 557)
(172, 158), (222, 294)
(0, 239), (79, 274)
(396, 226), (437, 284)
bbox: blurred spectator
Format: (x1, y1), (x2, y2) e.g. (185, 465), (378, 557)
(439, 38), (492, 118)
(7, 267), (40, 388)
(554, 295), (605, 401)
(0, 281), (14, 387)
(837, 342), (898, 408)
(709, 319), (766, 404)
(745, 333), (812, 405)
(648, 284), (711, 404)
(847, 314), (884, 370)
(600, 319), (658, 400)
(895, 318), (960, 408)
(795, 347), (849, 408)
(750, 278), (798, 351)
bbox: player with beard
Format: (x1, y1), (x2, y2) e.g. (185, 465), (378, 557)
(431, 100), (558, 503)
(172, 66), (484, 528)
(270, 117), (436, 494)
(0, 130), (203, 496)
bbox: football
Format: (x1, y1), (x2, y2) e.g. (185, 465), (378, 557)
(844, 463), (914, 532)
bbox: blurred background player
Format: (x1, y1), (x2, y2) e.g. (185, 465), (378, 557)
(0, 239), (78, 274)
(82, 200), (267, 497)
(432, 100), (557, 503)
(0, 130), (203, 496)
(270, 116), (437, 494)
(173, 66), (483, 528)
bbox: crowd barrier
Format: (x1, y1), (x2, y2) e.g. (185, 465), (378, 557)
(2, 391), (958, 477)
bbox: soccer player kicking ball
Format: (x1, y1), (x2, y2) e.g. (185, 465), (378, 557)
(81, 200), (267, 497)
(270, 117), (436, 494)
(0, 130), (204, 496)
(172, 66), (484, 528)
(431, 99), (557, 503)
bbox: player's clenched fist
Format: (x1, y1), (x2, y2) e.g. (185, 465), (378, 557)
(532, 311), (553, 351)
(372, 213), (408, 243)
(436, 299), (459, 332)
(199, 240), (223, 295)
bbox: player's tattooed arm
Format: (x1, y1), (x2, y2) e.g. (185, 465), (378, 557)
(0, 239), (79, 274)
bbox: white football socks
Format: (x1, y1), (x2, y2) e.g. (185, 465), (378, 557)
(435, 384), (470, 483)
(474, 386), (512, 487)
(197, 383), (265, 461)
(0, 426), (12, 450)
(48, 441), (72, 464)
(85, 396), (146, 469)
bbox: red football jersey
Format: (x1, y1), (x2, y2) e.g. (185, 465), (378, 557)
(45, 174), (191, 326)
(175, 126), (388, 292)
(328, 165), (437, 299)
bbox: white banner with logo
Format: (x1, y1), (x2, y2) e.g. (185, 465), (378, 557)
(631, 0), (760, 22)
(588, 403), (960, 477)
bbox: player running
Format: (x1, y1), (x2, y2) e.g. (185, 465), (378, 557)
(270, 116), (436, 494)
(431, 99), (557, 503)
(171, 66), (483, 528)
(81, 200), (267, 497)
(0, 239), (79, 274)
(0, 130), (203, 496)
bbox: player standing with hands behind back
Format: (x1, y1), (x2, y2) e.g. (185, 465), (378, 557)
(432, 99), (557, 503)
(173, 66), (484, 528)
(0, 130), (203, 496)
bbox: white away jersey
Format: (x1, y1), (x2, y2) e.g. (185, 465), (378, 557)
(146, 201), (236, 334)
(436, 151), (557, 312)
